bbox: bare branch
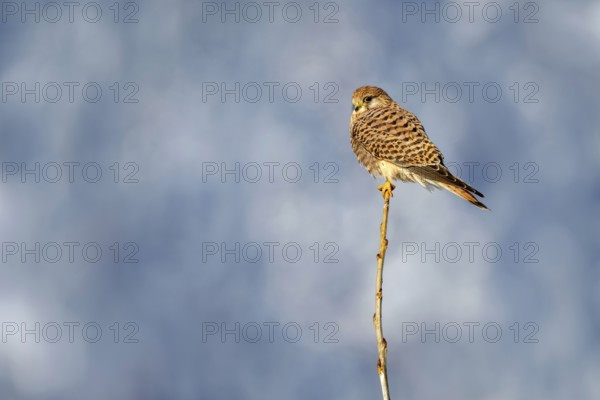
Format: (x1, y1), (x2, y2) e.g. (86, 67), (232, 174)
(374, 180), (394, 400)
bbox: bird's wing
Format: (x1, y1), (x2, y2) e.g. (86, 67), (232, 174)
(351, 104), (484, 197)
(351, 104), (443, 167)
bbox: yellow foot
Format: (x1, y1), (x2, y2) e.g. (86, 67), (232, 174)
(377, 181), (395, 199)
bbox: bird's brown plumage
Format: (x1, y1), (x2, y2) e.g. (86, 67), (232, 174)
(350, 85), (488, 210)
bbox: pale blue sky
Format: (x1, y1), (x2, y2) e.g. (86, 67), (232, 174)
(0, 1), (599, 399)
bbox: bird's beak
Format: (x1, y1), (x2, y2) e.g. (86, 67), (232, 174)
(353, 100), (362, 112)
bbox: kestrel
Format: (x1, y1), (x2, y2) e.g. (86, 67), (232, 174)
(350, 86), (488, 210)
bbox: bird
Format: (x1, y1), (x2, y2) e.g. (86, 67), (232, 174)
(350, 85), (488, 210)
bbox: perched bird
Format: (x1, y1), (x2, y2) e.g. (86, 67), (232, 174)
(350, 86), (488, 210)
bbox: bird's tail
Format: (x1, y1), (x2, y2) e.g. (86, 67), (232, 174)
(406, 164), (489, 210)
(440, 182), (489, 210)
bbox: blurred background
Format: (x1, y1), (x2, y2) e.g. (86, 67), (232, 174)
(0, 0), (599, 398)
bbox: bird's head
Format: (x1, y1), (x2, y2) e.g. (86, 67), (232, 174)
(351, 86), (393, 116)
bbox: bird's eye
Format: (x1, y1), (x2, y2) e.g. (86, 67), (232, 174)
(364, 96), (373, 103)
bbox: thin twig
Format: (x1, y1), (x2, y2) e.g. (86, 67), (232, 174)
(374, 180), (394, 400)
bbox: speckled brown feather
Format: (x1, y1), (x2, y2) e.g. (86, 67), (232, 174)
(350, 86), (488, 210)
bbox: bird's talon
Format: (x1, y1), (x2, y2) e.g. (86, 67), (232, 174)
(377, 181), (395, 199)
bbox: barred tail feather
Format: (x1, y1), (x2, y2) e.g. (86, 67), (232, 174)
(440, 183), (489, 210)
